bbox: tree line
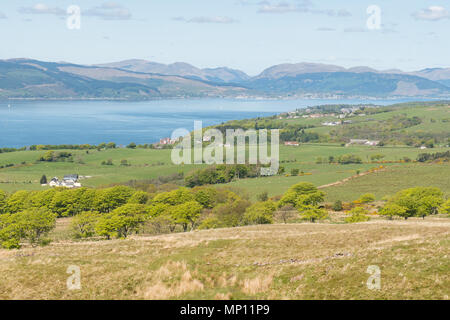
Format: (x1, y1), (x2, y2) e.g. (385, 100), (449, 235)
(0, 181), (448, 249)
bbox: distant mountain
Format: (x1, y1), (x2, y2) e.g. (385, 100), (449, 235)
(256, 63), (346, 79)
(409, 68), (450, 81)
(247, 72), (450, 97)
(98, 60), (251, 84)
(0, 59), (246, 100)
(0, 59), (449, 100)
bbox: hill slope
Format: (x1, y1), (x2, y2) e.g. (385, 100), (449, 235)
(0, 220), (448, 299)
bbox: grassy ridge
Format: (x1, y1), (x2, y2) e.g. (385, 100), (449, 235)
(0, 219), (448, 299)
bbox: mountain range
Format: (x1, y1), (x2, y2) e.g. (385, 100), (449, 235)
(1, 59), (449, 100)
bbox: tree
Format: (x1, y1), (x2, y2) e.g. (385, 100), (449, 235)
(192, 187), (218, 209)
(345, 207), (370, 223)
(296, 192), (325, 208)
(40, 151), (55, 162)
(127, 142), (137, 149)
(152, 188), (194, 206)
(388, 187), (444, 220)
(19, 208), (57, 245)
(212, 198), (251, 228)
(71, 212), (99, 239)
(93, 186), (134, 213)
(279, 182), (324, 208)
(0, 213), (21, 249)
(27, 189), (57, 210)
(40, 175), (47, 185)
(299, 205), (328, 223)
(0, 190), (7, 214)
(169, 201), (203, 231)
(5, 190), (30, 214)
(290, 168), (300, 176)
(244, 201), (276, 225)
(0, 208), (56, 248)
(277, 205), (296, 224)
(440, 199), (450, 215)
(95, 204), (150, 239)
(106, 142), (116, 149)
(379, 204), (406, 220)
(49, 190), (80, 217)
(128, 191), (149, 204)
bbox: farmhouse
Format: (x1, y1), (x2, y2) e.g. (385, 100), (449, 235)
(48, 174), (81, 188)
(284, 141), (300, 146)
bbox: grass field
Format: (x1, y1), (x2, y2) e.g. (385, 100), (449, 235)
(323, 163), (450, 202)
(0, 218), (448, 300)
(1, 144), (448, 195)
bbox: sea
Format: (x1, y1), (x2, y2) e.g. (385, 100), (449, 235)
(0, 98), (425, 148)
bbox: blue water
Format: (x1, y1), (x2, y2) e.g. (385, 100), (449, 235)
(0, 98), (423, 148)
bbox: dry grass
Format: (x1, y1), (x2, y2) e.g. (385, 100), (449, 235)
(0, 218), (448, 300)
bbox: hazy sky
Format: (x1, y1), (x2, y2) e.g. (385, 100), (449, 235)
(0, 0), (448, 75)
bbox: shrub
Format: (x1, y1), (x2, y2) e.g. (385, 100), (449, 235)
(359, 193), (376, 204)
(198, 217), (223, 230)
(244, 201), (276, 225)
(379, 204), (406, 220)
(345, 207), (370, 223)
(332, 200), (343, 212)
(299, 205), (328, 223)
(257, 191), (269, 202)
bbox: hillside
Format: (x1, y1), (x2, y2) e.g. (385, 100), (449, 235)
(0, 220), (448, 300)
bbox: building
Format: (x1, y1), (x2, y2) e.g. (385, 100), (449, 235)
(64, 174), (79, 182)
(47, 174), (81, 189)
(49, 177), (60, 187)
(159, 137), (177, 145)
(284, 141), (300, 146)
(347, 139), (380, 147)
(322, 121), (340, 126)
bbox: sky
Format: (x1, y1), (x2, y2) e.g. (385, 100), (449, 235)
(0, 0), (448, 75)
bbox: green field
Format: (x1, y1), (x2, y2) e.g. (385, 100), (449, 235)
(323, 163), (450, 202)
(0, 102), (449, 202)
(1, 144), (449, 199)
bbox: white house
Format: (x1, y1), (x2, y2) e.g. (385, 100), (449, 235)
(47, 174), (81, 188)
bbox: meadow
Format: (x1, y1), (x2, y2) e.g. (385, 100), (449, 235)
(1, 144), (448, 200)
(0, 218), (448, 300)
